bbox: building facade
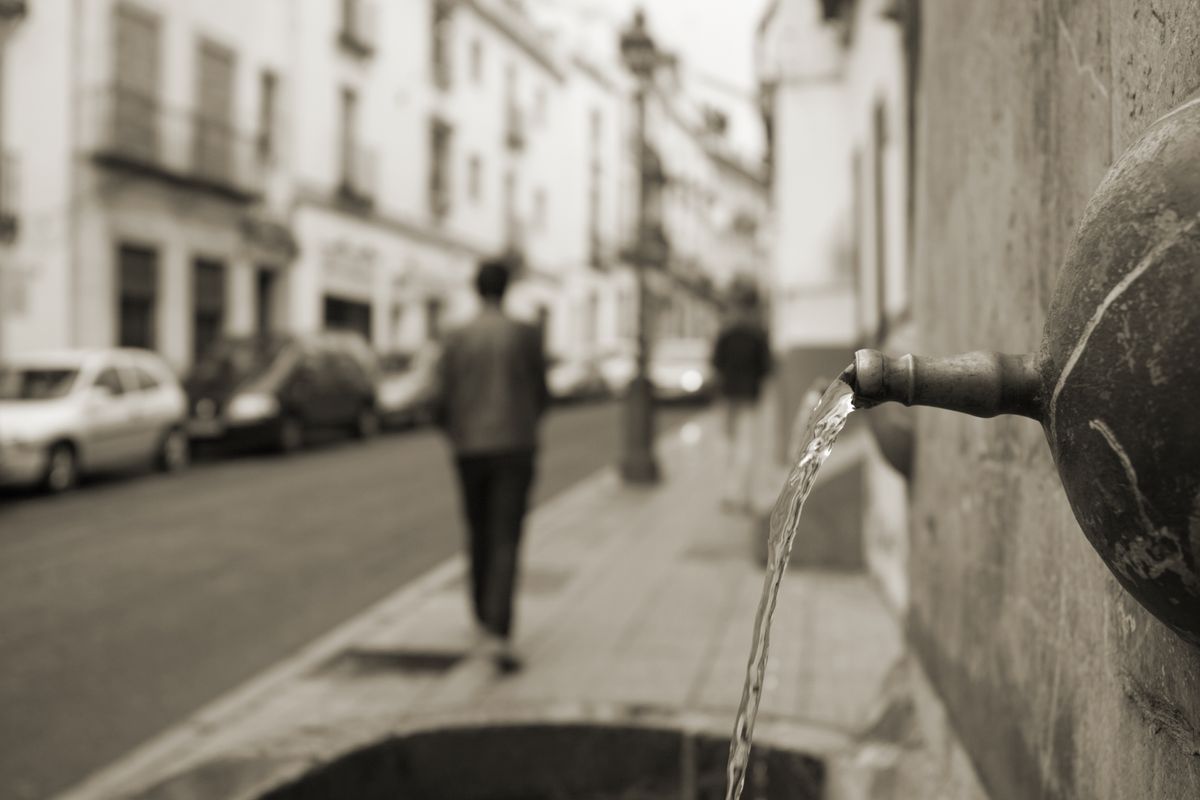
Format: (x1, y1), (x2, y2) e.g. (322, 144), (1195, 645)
(1, 0), (295, 370)
(1, 0), (765, 376)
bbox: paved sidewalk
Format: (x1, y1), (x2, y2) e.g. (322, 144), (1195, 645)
(59, 412), (905, 800)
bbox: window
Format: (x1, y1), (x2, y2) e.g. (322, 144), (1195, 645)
(391, 303), (405, 348)
(431, 0), (453, 89)
(470, 39), (483, 83)
(256, 268), (276, 335)
(503, 169), (516, 239)
(338, 0), (376, 56)
(429, 117), (453, 218)
(340, 87), (358, 185)
(118, 244), (158, 349)
(194, 38), (235, 183)
(588, 108), (603, 265)
(468, 154), (481, 203)
(504, 65), (524, 149)
(258, 70), (277, 161)
(193, 258), (226, 361)
(534, 86), (547, 125)
(590, 108), (603, 143)
(533, 188), (546, 230)
(113, 4), (161, 163)
(425, 297), (443, 341)
(872, 101), (889, 342)
(95, 368), (126, 396)
(324, 296), (372, 341)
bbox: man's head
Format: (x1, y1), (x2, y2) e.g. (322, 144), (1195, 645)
(475, 257), (512, 303)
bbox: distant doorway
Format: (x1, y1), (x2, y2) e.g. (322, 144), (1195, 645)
(324, 295), (372, 343)
(256, 268), (276, 336)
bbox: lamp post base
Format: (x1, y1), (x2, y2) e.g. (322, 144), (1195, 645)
(620, 376), (660, 485)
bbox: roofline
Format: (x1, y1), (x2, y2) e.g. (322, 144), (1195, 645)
(650, 84), (768, 191)
(459, 0), (565, 82)
(571, 54), (618, 92)
(705, 145), (769, 189)
(756, 0), (782, 38)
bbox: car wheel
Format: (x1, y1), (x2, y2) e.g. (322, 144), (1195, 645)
(353, 406), (381, 439)
(277, 416), (304, 454)
(157, 427), (190, 473)
(43, 443), (79, 494)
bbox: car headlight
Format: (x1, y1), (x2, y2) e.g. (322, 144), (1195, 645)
(226, 393), (279, 422)
(680, 370), (704, 392)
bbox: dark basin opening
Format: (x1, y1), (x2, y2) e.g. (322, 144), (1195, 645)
(260, 723), (824, 800)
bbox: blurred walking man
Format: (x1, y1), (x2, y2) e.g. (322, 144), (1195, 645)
(437, 257), (548, 673)
(711, 282), (772, 514)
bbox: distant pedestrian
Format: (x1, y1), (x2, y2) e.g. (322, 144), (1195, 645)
(711, 283), (772, 513)
(435, 257), (549, 673)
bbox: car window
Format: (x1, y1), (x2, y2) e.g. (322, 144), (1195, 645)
(329, 351), (366, 384)
(0, 367), (79, 400)
(94, 367), (126, 396)
(133, 365), (161, 391)
(380, 352), (413, 374)
(189, 338), (286, 386)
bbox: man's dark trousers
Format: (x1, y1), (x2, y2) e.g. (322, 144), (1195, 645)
(454, 449), (536, 638)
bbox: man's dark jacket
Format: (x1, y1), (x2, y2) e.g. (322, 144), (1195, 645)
(437, 306), (549, 455)
(711, 322), (772, 401)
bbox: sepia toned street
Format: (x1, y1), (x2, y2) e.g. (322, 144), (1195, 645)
(0, 401), (697, 799)
(3, 0), (1200, 796)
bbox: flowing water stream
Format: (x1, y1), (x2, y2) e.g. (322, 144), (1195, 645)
(724, 376), (857, 800)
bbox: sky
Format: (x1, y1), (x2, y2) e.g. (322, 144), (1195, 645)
(529, 0), (773, 157)
(565, 0), (771, 91)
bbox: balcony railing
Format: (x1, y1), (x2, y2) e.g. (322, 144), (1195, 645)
(338, 143), (378, 209)
(431, 0), (454, 90)
(338, 0), (377, 57)
(86, 87), (264, 202)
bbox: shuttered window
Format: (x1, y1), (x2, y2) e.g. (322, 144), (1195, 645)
(118, 244), (158, 349)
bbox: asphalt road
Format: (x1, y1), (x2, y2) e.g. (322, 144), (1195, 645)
(0, 400), (699, 800)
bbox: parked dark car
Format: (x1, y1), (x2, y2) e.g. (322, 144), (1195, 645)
(184, 331), (380, 454)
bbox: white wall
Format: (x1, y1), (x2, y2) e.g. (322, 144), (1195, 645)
(1, 0), (73, 355)
(758, 0), (911, 611)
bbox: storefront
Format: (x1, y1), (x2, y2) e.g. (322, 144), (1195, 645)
(292, 203), (477, 353)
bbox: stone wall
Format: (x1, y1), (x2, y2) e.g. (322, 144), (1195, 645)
(910, 1), (1200, 798)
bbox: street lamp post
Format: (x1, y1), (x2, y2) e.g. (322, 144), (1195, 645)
(618, 9), (666, 485)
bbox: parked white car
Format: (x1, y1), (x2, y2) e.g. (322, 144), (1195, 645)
(0, 348), (189, 492)
(376, 344), (441, 428)
(598, 339), (715, 402)
(649, 338), (714, 401)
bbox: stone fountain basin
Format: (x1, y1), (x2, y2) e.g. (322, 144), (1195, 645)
(125, 718), (827, 800)
(260, 722), (823, 800)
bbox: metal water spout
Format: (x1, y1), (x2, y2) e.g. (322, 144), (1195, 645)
(845, 93), (1200, 646)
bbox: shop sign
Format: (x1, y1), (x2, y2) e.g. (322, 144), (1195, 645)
(241, 214), (298, 263)
(321, 239), (377, 297)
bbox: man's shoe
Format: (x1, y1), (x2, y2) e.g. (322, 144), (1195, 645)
(494, 639), (523, 674)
